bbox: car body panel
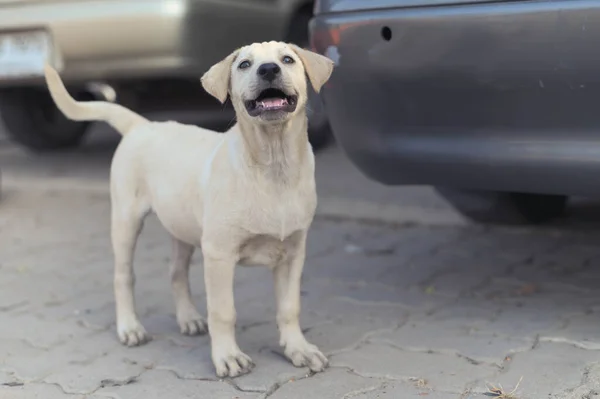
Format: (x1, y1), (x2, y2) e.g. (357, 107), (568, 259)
(0, 0), (312, 85)
(312, 0), (600, 196)
(313, 0), (518, 14)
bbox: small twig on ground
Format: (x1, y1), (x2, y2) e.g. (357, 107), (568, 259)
(410, 378), (428, 390)
(485, 376), (523, 398)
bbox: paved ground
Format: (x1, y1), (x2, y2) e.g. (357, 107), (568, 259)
(1, 122), (600, 399)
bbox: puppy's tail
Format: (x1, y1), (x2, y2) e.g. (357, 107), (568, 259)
(44, 64), (148, 136)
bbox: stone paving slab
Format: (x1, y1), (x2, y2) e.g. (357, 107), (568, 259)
(2, 189), (600, 398)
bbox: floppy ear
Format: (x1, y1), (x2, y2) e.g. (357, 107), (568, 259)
(201, 50), (240, 104)
(289, 44), (334, 93)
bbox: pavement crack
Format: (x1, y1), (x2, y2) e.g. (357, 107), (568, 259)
(331, 366), (465, 396)
(224, 379), (266, 394)
(98, 376), (138, 388)
(556, 362), (600, 399)
(259, 371), (316, 399)
(327, 324), (406, 357)
(330, 295), (414, 311)
(16, 338), (52, 351)
(341, 382), (386, 399)
(1, 381), (25, 387)
(538, 336), (600, 351)
(459, 354), (485, 367)
(38, 381), (93, 397)
(531, 334), (541, 351)
(87, 368), (151, 396)
(330, 365), (406, 382)
(369, 338), (501, 369)
(162, 369), (266, 394)
(0, 300), (29, 312)
(162, 369), (220, 384)
(68, 351), (111, 367)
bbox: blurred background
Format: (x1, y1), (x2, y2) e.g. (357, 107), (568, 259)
(3, 1), (600, 397)
(3, 0), (600, 226)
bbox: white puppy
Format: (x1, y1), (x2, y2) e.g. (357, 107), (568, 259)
(43, 41), (334, 378)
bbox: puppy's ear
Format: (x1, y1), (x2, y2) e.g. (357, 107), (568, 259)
(201, 50), (240, 104)
(289, 44), (334, 93)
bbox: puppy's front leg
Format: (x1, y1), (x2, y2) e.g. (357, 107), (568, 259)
(274, 231), (328, 372)
(203, 242), (254, 378)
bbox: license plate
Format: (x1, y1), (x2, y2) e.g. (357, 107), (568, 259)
(0, 31), (52, 79)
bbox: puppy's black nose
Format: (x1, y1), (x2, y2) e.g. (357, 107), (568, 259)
(257, 63), (281, 82)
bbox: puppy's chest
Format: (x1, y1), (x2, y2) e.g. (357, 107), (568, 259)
(239, 233), (299, 268)
(241, 187), (316, 240)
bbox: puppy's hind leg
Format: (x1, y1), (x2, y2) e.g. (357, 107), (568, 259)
(170, 237), (207, 335)
(111, 202), (150, 347)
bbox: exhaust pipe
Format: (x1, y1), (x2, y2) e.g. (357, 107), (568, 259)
(85, 82), (117, 103)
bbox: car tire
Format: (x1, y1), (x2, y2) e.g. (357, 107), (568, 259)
(436, 188), (568, 225)
(0, 88), (91, 151)
(287, 9), (332, 151)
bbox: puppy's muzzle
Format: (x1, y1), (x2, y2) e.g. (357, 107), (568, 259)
(257, 63), (281, 83)
(245, 87), (298, 117)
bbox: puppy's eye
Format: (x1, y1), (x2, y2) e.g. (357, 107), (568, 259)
(238, 60), (251, 70)
(282, 56), (295, 64)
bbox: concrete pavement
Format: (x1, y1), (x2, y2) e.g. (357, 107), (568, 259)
(1, 125), (600, 398)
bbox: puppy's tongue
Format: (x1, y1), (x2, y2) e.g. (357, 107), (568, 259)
(259, 98), (287, 109)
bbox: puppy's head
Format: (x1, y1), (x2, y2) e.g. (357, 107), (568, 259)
(201, 41), (333, 124)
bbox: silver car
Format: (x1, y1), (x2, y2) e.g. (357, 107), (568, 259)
(0, 0), (330, 150)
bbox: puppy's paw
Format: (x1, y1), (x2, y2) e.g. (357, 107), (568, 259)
(117, 321), (150, 347)
(212, 348), (255, 378)
(177, 311), (208, 336)
(285, 342), (328, 373)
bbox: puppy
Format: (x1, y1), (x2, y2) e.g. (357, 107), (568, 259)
(44, 41), (334, 378)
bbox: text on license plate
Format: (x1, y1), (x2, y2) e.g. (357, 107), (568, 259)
(0, 31), (52, 79)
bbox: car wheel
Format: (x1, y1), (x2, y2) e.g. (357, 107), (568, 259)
(0, 88), (91, 151)
(287, 9), (332, 151)
(436, 188), (568, 225)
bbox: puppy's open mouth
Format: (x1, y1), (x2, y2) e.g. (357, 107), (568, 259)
(245, 88), (298, 117)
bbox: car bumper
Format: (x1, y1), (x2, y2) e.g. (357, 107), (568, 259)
(312, 1), (600, 196)
(0, 0), (287, 86)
